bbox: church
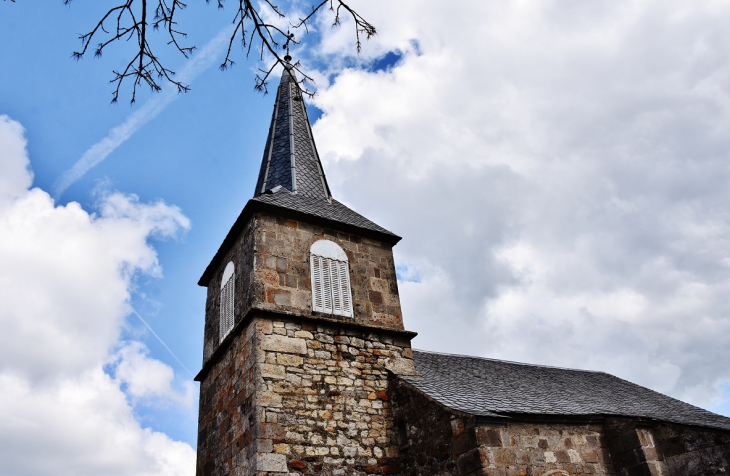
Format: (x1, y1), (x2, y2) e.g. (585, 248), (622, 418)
(194, 65), (730, 476)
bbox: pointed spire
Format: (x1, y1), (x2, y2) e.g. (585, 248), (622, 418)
(254, 65), (331, 201)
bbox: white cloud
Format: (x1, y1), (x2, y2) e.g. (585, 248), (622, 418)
(0, 115), (195, 475)
(309, 0), (730, 410)
(0, 179), (190, 382)
(0, 115), (32, 204)
(0, 370), (194, 476)
(111, 341), (196, 407)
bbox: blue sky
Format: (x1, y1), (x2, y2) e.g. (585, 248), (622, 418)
(1, 0), (288, 459)
(1, 1), (405, 466)
(2, 1), (730, 474)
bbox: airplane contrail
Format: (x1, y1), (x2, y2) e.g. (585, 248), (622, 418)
(131, 308), (196, 380)
(53, 25), (235, 199)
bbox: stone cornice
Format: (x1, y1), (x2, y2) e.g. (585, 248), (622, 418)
(195, 307), (418, 382)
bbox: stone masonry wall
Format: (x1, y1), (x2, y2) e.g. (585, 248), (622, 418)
(197, 318), (268, 476)
(197, 210), (412, 475)
(254, 315), (415, 475)
(251, 213), (403, 331)
(606, 417), (730, 476)
(201, 212), (404, 369)
(478, 422), (615, 476)
(202, 219), (256, 363)
(392, 379), (615, 476)
(653, 422), (730, 475)
(391, 378), (476, 475)
(604, 418), (663, 476)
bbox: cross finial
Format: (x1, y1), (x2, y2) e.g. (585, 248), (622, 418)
(284, 30), (293, 64)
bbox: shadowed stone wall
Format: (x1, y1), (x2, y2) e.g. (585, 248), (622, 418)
(197, 317), (266, 476)
(606, 417), (730, 476)
(653, 422), (730, 475)
(202, 219), (256, 363)
(390, 378), (469, 474)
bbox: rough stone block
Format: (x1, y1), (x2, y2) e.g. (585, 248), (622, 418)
(477, 428), (503, 447)
(257, 269), (279, 286)
(452, 418), (466, 436)
(256, 452), (287, 472)
(276, 353), (304, 366)
(369, 290), (383, 305)
(271, 289), (291, 306)
(457, 448), (484, 474)
(384, 355), (416, 375)
(556, 450), (570, 463)
(264, 256), (277, 270)
(581, 449), (598, 463)
(256, 319), (273, 335)
(453, 431), (478, 455)
(261, 335), (307, 355)
(259, 391), (282, 408)
(260, 363), (286, 379)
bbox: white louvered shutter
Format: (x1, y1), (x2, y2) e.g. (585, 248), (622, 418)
(321, 258), (333, 313)
(330, 259), (343, 314)
(220, 273), (235, 341)
(311, 255), (325, 312)
(338, 261), (353, 317)
(309, 240), (353, 318)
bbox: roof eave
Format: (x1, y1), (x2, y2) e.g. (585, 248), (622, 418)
(198, 199), (402, 287)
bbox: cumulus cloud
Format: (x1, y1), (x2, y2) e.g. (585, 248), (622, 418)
(309, 0), (730, 410)
(0, 115), (33, 204)
(0, 115), (195, 475)
(111, 341), (196, 406)
(0, 370), (194, 476)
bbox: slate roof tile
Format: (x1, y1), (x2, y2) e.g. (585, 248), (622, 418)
(405, 349), (730, 431)
(251, 190), (398, 238)
(254, 66), (330, 200)
(249, 65), (397, 239)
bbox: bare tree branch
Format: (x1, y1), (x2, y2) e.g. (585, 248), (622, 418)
(65, 0), (192, 103)
(50, 0), (376, 102)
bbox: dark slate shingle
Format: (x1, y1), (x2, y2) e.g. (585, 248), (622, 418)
(198, 189), (400, 286)
(405, 350), (730, 431)
(251, 66), (394, 237)
(254, 67), (329, 200)
(252, 190), (398, 238)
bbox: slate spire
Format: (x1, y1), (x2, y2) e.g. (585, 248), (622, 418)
(254, 65), (331, 200)
(199, 63), (401, 287)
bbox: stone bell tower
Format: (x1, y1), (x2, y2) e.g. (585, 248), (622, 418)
(194, 66), (418, 476)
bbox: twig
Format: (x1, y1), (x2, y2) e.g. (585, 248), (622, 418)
(60, 0), (375, 102)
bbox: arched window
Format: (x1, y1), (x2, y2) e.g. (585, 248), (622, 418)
(310, 240), (353, 317)
(219, 261), (235, 341)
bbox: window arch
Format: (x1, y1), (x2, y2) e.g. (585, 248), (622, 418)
(310, 240), (353, 317)
(219, 261), (235, 341)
